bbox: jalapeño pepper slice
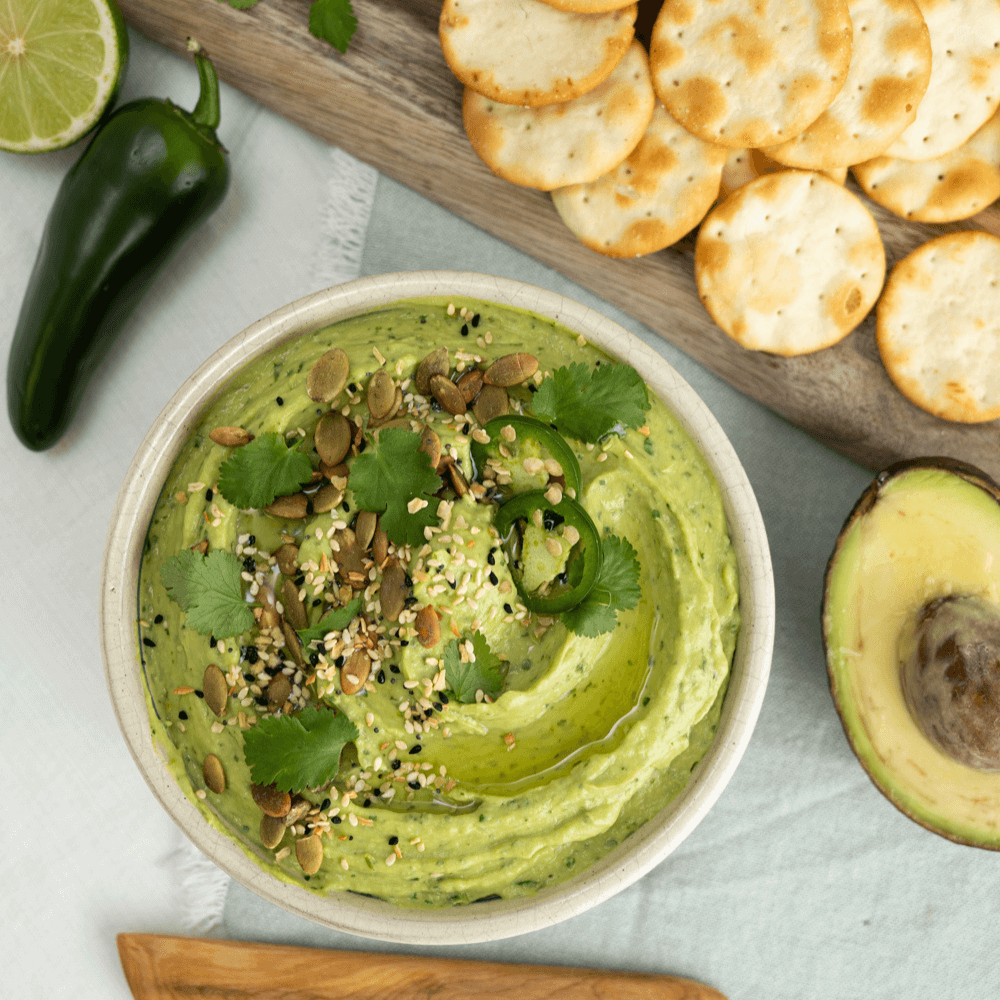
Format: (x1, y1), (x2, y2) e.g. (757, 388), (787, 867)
(470, 415), (583, 498)
(494, 490), (602, 614)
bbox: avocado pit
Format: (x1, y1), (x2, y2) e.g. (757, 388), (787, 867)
(899, 594), (1000, 771)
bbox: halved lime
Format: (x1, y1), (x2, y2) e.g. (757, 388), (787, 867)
(0, 0), (129, 154)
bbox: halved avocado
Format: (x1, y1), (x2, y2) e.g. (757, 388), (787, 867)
(823, 457), (1000, 849)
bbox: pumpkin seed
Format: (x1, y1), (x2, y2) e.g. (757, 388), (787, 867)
(372, 527), (389, 566)
(370, 417), (411, 439)
(314, 411), (352, 466)
(209, 426), (253, 447)
(448, 462), (470, 498)
(190, 539), (209, 556)
(274, 543), (299, 576)
(202, 664), (228, 717)
(281, 578), (308, 630)
(283, 617), (307, 659)
(380, 559), (407, 622)
(311, 483), (343, 513)
(267, 673), (292, 710)
(252, 782), (291, 818)
(341, 649), (371, 695)
(430, 374), (466, 415)
(307, 347), (350, 402)
(367, 369), (396, 420)
(333, 528), (365, 577)
(457, 368), (484, 403)
(355, 510), (377, 550)
(202, 753), (226, 794)
(260, 813), (286, 849)
(281, 619), (305, 666)
(415, 606), (441, 648)
(296, 834), (324, 875)
(418, 425), (442, 470)
(484, 353), (538, 386)
(259, 590), (281, 631)
(415, 346), (449, 395)
(473, 384), (509, 424)
(265, 493), (309, 519)
(285, 799), (311, 826)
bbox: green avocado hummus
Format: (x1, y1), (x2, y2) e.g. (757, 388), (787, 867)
(138, 297), (740, 907)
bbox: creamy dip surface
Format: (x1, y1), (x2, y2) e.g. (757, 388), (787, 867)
(138, 297), (740, 907)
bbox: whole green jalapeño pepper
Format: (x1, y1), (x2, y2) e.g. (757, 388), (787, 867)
(494, 490), (603, 614)
(470, 415), (584, 498)
(7, 46), (230, 451)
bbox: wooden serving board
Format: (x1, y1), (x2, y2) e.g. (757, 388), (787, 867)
(117, 933), (728, 999)
(118, 0), (1000, 480)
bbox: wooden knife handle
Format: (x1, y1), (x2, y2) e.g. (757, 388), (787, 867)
(117, 933), (728, 1000)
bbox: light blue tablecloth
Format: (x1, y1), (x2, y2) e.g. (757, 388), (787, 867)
(4, 28), (997, 1000)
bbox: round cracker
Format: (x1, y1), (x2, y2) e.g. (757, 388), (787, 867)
(551, 103), (727, 256)
(463, 40), (655, 190)
(885, 0), (1000, 161)
(853, 108), (1000, 221)
(536, 0), (636, 12)
(440, 0), (637, 107)
(877, 231), (1000, 422)
(695, 171), (885, 355)
(764, 0), (932, 169)
(719, 148), (847, 199)
(649, 0), (853, 149)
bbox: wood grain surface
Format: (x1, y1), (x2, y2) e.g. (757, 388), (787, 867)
(117, 933), (728, 999)
(117, 0), (1000, 479)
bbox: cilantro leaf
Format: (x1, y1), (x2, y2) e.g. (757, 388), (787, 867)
(348, 428), (442, 547)
(309, 0), (358, 53)
(216, 432), (313, 510)
(443, 632), (505, 703)
(160, 548), (255, 637)
(243, 706), (359, 792)
(532, 362), (650, 443)
(298, 596), (363, 647)
(562, 534), (642, 638)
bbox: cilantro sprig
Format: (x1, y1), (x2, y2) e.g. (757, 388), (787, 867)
(443, 632), (505, 703)
(297, 596), (363, 647)
(562, 534), (642, 638)
(349, 427), (442, 547)
(243, 706), (360, 792)
(216, 432), (313, 510)
(160, 548), (255, 637)
(221, 0), (358, 53)
(531, 362), (650, 443)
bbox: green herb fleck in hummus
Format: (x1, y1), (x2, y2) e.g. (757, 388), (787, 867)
(138, 297), (740, 906)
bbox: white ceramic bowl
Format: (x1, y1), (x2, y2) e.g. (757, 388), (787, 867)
(100, 271), (774, 944)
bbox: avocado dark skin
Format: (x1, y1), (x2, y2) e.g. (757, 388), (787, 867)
(823, 456), (1000, 850)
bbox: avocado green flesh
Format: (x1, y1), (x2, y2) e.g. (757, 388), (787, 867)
(825, 466), (1000, 847)
(138, 297), (740, 905)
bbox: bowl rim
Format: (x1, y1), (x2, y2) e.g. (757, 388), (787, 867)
(100, 270), (774, 944)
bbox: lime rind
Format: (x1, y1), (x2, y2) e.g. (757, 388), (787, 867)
(0, 0), (128, 154)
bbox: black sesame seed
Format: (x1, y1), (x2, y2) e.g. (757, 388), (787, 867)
(178, 710), (188, 720)
(247, 535), (256, 545)
(143, 637), (156, 647)
(433, 702), (442, 711)
(487, 550), (496, 565)
(332, 816), (342, 825)
(304, 823), (313, 835)
(408, 781), (420, 790)
(295, 573), (306, 586)
(205, 488), (213, 502)
(195, 690), (204, 698)
(388, 835), (399, 845)
(246, 648), (259, 665)
(243, 556), (256, 573)
(303, 875), (311, 881)
(209, 636), (216, 648)
(471, 313), (480, 327)
(377, 669), (386, 684)
(504, 603), (513, 613)
(409, 744), (422, 754)
(312, 598), (322, 607)
(335, 655), (345, 668)
(489, 571), (498, 585)
(425, 708), (434, 717)
(391, 760), (401, 770)
(363, 798), (371, 808)
(404, 573), (414, 587)
(265, 665), (280, 677)
(389, 664), (400, 674)
(440, 693), (449, 705)
(461, 323), (469, 336)
(243, 671), (255, 682)
(309, 652), (320, 666)
(348, 835), (354, 841)
(276, 396), (284, 405)
(154, 614), (164, 625)
(255, 695), (268, 707)
(404, 595), (418, 606)
(321, 798), (331, 810)
(528, 384), (537, 393)
(399, 640), (409, 647)
(343, 501), (350, 512)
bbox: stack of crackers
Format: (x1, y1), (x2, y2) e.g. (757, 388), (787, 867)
(440, 0), (1000, 424)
